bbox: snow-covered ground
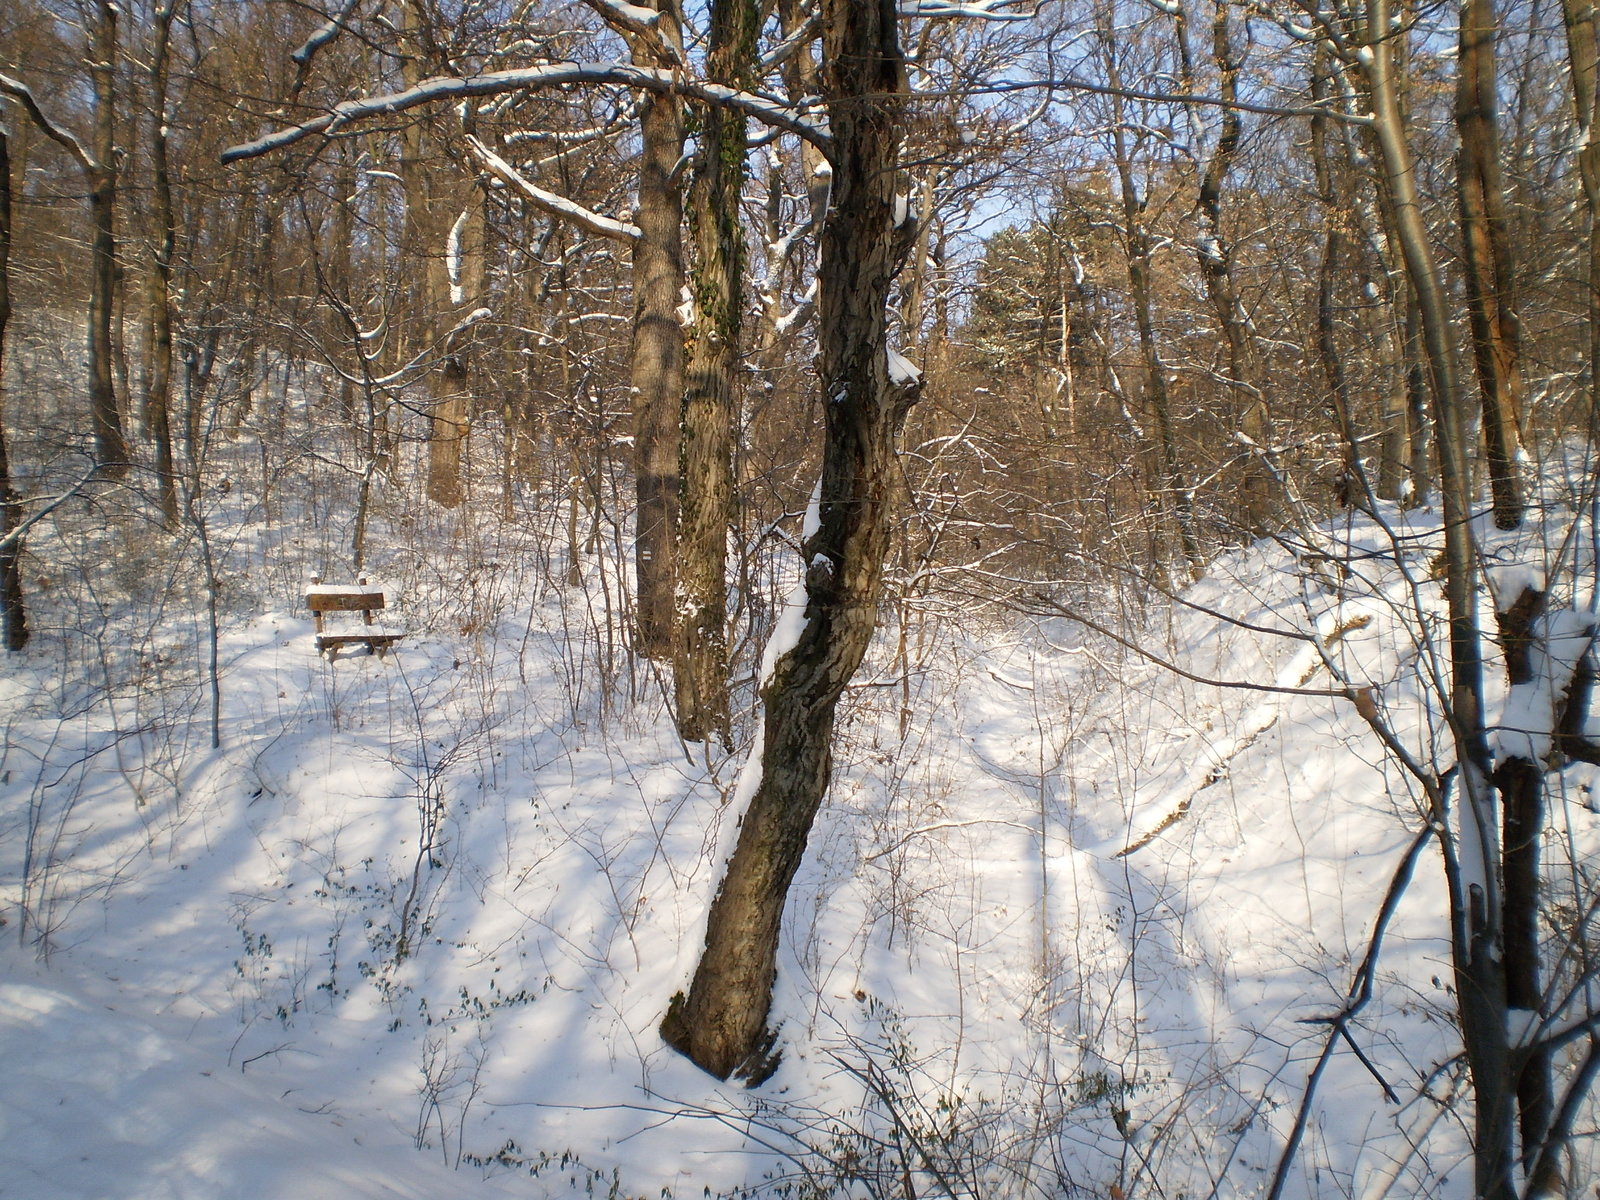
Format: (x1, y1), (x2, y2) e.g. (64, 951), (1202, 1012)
(3, 439), (1597, 1198)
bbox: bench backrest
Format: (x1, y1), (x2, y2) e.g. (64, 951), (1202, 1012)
(306, 590), (385, 613)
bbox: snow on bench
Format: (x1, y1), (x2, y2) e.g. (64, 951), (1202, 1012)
(306, 576), (403, 661)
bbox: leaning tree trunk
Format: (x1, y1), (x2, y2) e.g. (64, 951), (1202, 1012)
(674, 0), (758, 743)
(1456, 0), (1525, 530)
(662, 0), (919, 1081)
(629, 0), (686, 660)
(1363, 0), (1511, 1194)
(0, 130), (27, 650)
(89, 0), (129, 477)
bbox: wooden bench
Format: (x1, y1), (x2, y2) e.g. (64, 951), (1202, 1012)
(306, 576), (403, 661)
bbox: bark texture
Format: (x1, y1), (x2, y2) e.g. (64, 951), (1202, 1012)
(629, 1), (686, 659)
(399, 0), (483, 510)
(662, 0), (918, 1080)
(89, 1), (129, 477)
(1456, 0), (1525, 530)
(0, 130), (27, 650)
(675, 0), (757, 742)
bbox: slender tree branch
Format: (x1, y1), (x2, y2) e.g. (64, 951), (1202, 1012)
(0, 74), (98, 171)
(222, 63), (831, 164)
(466, 135), (641, 242)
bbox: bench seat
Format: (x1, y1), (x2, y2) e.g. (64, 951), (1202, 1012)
(315, 630), (403, 661)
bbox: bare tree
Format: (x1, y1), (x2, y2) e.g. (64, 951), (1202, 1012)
(0, 2), (130, 477)
(661, 0), (921, 1081)
(145, 0), (180, 525)
(0, 126), (26, 650)
(675, 0), (760, 742)
(1456, 0), (1526, 529)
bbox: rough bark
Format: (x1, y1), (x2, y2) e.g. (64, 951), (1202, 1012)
(662, 0), (918, 1081)
(674, 0), (757, 742)
(398, 0), (482, 509)
(1456, 0), (1525, 529)
(89, 1), (129, 477)
(0, 130), (27, 650)
(423, 187), (484, 509)
(629, 1), (686, 659)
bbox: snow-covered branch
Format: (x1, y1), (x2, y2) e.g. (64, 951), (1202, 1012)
(580, 0), (668, 41)
(0, 73), (98, 172)
(222, 63), (831, 164)
(290, 0), (360, 66)
(465, 135), (641, 243)
(900, 0), (1036, 19)
(0, 464), (104, 555)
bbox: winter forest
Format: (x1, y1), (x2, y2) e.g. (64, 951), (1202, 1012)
(6, 0), (1600, 1195)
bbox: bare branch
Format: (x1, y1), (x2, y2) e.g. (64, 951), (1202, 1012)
(0, 464), (104, 555)
(290, 0), (361, 66)
(0, 74), (97, 172)
(222, 63), (832, 164)
(1022, 591), (1346, 697)
(466, 135), (641, 243)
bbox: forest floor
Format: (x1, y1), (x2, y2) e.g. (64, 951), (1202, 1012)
(1, 441), (1593, 1199)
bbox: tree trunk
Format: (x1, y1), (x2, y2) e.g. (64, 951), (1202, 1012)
(424, 186), (484, 509)
(674, 0), (757, 743)
(89, 1), (129, 477)
(662, 0), (918, 1081)
(629, 1), (686, 659)
(1403, 284), (1432, 496)
(147, 0), (179, 526)
(1192, 0), (1269, 535)
(1311, 50), (1367, 504)
(397, 0), (481, 510)
(1362, 0), (1510, 1193)
(1104, 29), (1201, 571)
(1491, 585), (1556, 1191)
(0, 130), (27, 651)
(1456, 0), (1525, 529)
(1564, 0), (1600, 455)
